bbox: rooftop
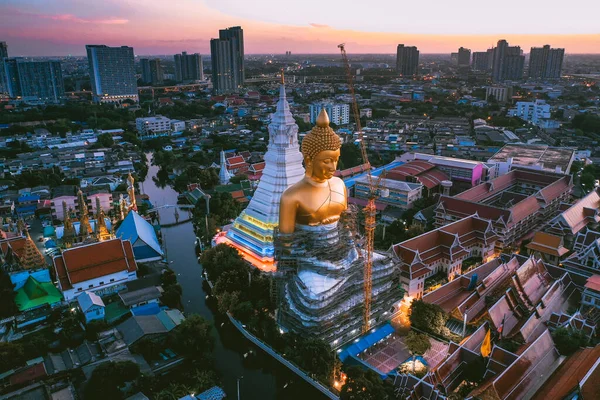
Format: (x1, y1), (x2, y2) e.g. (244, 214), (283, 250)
(489, 143), (575, 173)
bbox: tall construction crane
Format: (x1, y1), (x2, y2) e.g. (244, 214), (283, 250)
(338, 44), (385, 334)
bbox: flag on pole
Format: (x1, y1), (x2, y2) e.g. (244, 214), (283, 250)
(481, 328), (492, 358)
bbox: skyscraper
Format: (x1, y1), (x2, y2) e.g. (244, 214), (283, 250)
(86, 45), (138, 103)
(0, 42), (8, 94)
(149, 59), (163, 85)
(458, 47), (471, 67)
(140, 58), (151, 84)
(529, 45), (564, 80)
(396, 44), (419, 76)
(174, 52), (204, 82)
(472, 51), (491, 71)
(210, 26), (245, 94)
(4, 59), (65, 103)
(491, 40), (525, 82)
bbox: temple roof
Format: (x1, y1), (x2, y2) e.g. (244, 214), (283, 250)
(14, 276), (62, 311)
(116, 211), (163, 257)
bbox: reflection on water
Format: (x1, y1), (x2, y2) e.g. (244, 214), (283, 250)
(141, 154), (327, 400)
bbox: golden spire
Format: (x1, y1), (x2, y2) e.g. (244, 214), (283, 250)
(316, 108), (330, 127)
(281, 68), (285, 85)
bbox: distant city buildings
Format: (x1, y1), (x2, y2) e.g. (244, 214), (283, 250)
(529, 45), (564, 80)
(86, 45), (138, 103)
(491, 40), (525, 82)
(210, 26), (245, 94)
(457, 47), (471, 67)
(174, 51), (204, 82)
(0, 41), (7, 94)
(486, 85), (514, 103)
(472, 49), (493, 71)
(149, 58), (163, 85)
(136, 115), (184, 136)
(3, 59), (64, 103)
(396, 44), (419, 76)
(508, 99), (560, 129)
(140, 58), (151, 84)
(309, 102), (350, 126)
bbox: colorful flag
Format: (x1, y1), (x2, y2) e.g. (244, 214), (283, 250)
(481, 328), (492, 358)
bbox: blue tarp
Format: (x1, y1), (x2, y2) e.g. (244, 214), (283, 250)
(44, 240), (57, 249)
(338, 323), (395, 362)
(131, 302), (161, 316)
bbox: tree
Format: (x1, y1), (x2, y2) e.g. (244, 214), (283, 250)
(340, 366), (394, 400)
(0, 270), (18, 319)
(340, 143), (363, 169)
(229, 174), (248, 184)
(161, 284), (183, 309)
(199, 244), (246, 283)
(551, 327), (589, 356)
(409, 300), (449, 336)
(84, 361), (140, 400)
(0, 342), (25, 373)
(169, 314), (214, 361)
(284, 334), (336, 383)
(404, 331), (431, 374)
(97, 133), (115, 147)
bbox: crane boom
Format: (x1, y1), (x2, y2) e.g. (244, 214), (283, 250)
(338, 44), (384, 334)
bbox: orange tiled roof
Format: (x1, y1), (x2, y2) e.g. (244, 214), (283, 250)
(585, 274), (600, 292)
(526, 232), (569, 257)
(531, 345), (600, 400)
(53, 239), (137, 290)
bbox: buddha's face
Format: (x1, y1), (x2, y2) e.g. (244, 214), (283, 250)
(306, 149), (340, 182)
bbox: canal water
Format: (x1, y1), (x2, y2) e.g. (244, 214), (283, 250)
(140, 154), (328, 400)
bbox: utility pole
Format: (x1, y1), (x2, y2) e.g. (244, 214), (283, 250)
(237, 376), (243, 400)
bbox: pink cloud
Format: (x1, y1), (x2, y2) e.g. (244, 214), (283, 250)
(40, 14), (129, 24)
(309, 23), (330, 29)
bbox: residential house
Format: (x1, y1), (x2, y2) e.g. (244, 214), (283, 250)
(77, 291), (106, 323)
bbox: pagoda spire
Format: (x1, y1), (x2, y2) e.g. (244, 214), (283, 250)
(62, 202), (76, 247)
(127, 172), (137, 211)
(219, 150), (231, 185)
(78, 189), (92, 238)
(20, 229), (46, 270)
(95, 197), (111, 241)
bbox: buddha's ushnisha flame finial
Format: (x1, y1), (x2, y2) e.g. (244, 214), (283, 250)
(300, 108), (341, 160)
(281, 68), (285, 85)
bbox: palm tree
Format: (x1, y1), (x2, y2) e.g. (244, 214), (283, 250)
(404, 331), (431, 374)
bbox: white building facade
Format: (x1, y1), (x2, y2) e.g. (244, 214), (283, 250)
(136, 116), (172, 136)
(508, 100), (559, 128)
(309, 102), (350, 126)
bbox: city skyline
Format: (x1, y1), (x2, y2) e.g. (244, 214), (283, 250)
(1, 0), (599, 56)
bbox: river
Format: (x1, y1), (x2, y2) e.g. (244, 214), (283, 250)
(140, 154), (328, 400)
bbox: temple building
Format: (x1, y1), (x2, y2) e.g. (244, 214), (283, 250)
(214, 81), (305, 271)
(218, 150), (231, 185)
(116, 211), (163, 262)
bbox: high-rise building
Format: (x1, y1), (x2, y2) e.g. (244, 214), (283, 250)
(0, 41), (8, 94)
(140, 58), (151, 84)
(396, 44), (419, 76)
(149, 59), (163, 85)
(86, 45), (138, 103)
(458, 47), (471, 67)
(210, 26), (244, 94)
(309, 102), (350, 126)
(491, 40), (525, 82)
(174, 51), (204, 82)
(3, 59), (65, 103)
(529, 45), (564, 80)
(214, 81), (305, 271)
(472, 51), (491, 71)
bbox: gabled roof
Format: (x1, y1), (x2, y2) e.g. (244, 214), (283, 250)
(116, 211), (163, 257)
(526, 232), (569, 257)
(53, 239), (137, 290)
(77, 291), (105, 312)
(550, 188), (600, 235)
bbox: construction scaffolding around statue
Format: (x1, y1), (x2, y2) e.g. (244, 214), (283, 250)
(275, 205), (402, 347)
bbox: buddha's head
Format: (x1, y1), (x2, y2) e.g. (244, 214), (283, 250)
(301, 109), (342, 183)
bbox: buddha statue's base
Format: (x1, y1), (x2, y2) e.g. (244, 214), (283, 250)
(275, 207), (402, 347)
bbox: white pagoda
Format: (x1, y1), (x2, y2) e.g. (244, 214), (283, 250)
(218, 150), (231, 185)
(214, 81), (305, 271)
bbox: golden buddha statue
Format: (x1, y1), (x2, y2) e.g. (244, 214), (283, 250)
(279, 109), (347, 234)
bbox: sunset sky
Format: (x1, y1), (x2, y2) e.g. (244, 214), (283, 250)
(1, 0), (599, 56)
